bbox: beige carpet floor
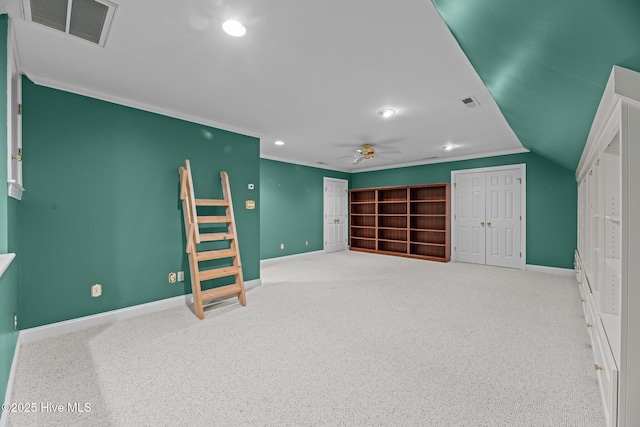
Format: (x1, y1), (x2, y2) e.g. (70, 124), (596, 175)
(7, 251), (604, 426)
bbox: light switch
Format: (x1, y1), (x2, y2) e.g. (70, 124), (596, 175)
(245, 200), (256, 209)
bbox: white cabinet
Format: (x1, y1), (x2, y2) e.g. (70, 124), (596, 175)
(576, 66), (640, 427)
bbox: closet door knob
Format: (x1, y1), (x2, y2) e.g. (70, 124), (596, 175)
(480, 221), (485, 226)
(487, 222), (492, 227)
(586, 323), (593, 328)
(595, 364), (602, 371)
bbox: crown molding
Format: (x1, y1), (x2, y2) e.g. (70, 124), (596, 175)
(25, 72), (263, 139)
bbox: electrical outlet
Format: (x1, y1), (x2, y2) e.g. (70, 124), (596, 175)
(280, 243), (285, 250)
(305, 240), (309, 246)
(177, 271), (184, 282)
(91, 284), (102, 298)
(168, 272), (177, 284)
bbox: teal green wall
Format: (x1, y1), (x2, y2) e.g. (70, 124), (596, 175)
(432, 0), (640, 171)
(260, 159), (349, 259)
(0, 260), (18, 410)
(19, 79), (260, 329)
(351, 152), (577, 269)
(0, 200), (19, 409)
(0, 14), (20, 413)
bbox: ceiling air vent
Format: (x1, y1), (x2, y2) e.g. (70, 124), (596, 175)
(459, 96), (480, 108)
(24, 0), (117, 47)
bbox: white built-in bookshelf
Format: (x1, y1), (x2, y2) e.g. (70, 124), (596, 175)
(576, 66), (640, 427)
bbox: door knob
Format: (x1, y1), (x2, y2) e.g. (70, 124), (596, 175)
(480, 221), (485, 227)
(487, 222), (492, 227)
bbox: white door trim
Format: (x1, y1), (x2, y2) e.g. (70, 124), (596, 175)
(451, 164), (526, 269)
(323, 177), (349, 253)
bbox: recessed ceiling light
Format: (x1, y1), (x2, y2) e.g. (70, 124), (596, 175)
(222, 20), (246, 37)
(275, 140), (285, 146)
(443, 144), (456, 151)
(378, 109), (396, 118)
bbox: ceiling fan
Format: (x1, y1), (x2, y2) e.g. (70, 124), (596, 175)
(353, 143), (377, 164)
(334, 139), (403, 165)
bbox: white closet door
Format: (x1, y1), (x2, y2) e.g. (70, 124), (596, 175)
(455, 172), (486, 264)
(324, 178), (348, 253)
(485, 169), (522, 268)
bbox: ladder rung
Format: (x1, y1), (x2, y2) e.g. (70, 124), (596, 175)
(195, 199), (229, 207)
(200, 233), (234, 242)
(197, 249), (237, 261)
(200, 283), (242, 301)
(198, 216), (232, 223)
(199, 266), (240, 281)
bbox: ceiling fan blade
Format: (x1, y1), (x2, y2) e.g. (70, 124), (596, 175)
(353, 155), (364, 164)
(376, 149), (401, 154)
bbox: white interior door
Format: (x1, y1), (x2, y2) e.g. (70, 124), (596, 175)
(453, 166), (523, 269)
(485, 169), (522, 268)
(456, 172), (486, 264)
(324, 178), (348, 253)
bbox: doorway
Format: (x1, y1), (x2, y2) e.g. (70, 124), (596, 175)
(323, 178), (348, 253)
(451, 165), (526, 269)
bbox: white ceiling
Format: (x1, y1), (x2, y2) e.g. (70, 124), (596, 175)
(3, 0), (526, 172)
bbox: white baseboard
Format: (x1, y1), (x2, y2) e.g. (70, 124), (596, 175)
(526, 264), (575, 276)
(19, 278), (261, 345)
(1, 333), (21, 427)
(260, 250), (324, 266)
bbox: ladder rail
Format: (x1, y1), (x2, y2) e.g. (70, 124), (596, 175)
(185, 160), (201, 244)
(220, 171), (246, 306)
(179, 167), (195, 254)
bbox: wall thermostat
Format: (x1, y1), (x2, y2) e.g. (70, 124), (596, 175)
(248, 183), (254, 190)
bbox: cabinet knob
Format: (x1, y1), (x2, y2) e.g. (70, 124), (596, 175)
(595, 364), (602, 371)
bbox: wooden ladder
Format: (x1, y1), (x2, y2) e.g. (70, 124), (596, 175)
(179, 160), (247, 319)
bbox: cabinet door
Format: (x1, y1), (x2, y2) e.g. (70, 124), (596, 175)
(455, 172), (486, 264)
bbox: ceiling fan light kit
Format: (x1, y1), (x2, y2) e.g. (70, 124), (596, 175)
(352, 143), (378, 164)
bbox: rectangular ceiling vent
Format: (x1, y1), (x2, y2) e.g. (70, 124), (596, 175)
(24, 0), (117, 47)
(459, 96), (480, 108)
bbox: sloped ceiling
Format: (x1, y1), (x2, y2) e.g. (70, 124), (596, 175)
(432, 0), (640, 171)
